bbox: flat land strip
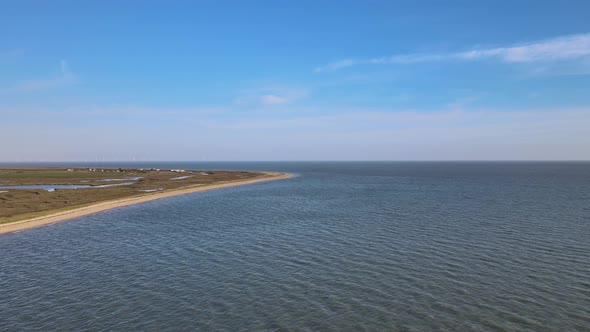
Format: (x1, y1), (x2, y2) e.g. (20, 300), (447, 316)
(0, 167), (291, 233)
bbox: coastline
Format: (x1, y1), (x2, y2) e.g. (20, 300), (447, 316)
(0, 172), (294, 235)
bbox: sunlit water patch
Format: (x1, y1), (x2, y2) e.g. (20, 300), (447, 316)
(99, 177), (143, 182)
(170, 175), (194, 180)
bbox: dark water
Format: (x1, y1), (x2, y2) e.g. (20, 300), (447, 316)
(1, 162), (589, 331)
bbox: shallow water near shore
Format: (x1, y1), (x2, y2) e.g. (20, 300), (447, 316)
(0, 162), (589, 331)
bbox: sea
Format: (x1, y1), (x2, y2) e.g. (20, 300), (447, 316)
(0, 162), (588, 331)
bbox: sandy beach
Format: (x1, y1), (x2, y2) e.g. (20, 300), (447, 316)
(0, 172), (293, 235)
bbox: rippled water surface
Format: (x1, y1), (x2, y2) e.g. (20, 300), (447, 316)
(1, 162), (589, 331)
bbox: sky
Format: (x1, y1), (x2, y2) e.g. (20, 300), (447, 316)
(1, 0), (590, 161)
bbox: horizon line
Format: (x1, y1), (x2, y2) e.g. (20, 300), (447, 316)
(1, 160), (589, 163)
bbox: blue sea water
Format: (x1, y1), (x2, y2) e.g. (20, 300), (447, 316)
(0, 162), (589, 331)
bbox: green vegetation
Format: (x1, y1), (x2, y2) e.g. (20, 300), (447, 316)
(0, 169), (125, 179)
(0, 167), (266, 224)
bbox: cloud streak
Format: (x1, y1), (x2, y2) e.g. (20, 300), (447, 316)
(234, 86), (309, 107)
(315, 33), (590, 71)
(260, 94), (287, 105)
(2, 60), (76, 92)
(3, 106), (589, 161)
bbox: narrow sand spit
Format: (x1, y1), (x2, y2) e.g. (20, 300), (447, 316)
(0, 172), (294, 235)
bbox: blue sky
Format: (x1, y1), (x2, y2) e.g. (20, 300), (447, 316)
(1, 0), (590, 161)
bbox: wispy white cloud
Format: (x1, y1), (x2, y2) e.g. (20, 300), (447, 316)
(260, 94), (287, 105)
(315, 33), (590, 72)
(235, 86), (309, 107)
(2, 103), (589, 160)
(2, 60), (76, 93)
(0, 104), (226, 121)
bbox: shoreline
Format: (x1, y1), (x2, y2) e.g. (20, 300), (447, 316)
(0, 172), (294, 235)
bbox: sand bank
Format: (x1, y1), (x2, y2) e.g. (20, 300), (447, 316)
(0, 172), (293, 235)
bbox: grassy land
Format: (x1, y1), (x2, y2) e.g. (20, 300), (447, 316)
(0, 169), (129, 180)
(0, 167), (267, 224)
